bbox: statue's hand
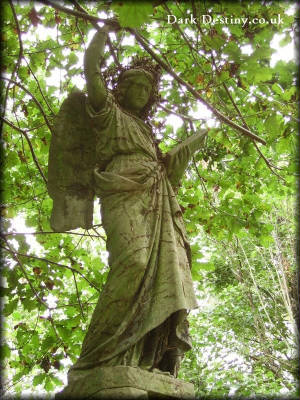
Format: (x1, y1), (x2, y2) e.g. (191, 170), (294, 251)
(104, 18), (121, 32)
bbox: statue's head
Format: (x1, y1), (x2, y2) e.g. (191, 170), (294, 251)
(116, 68), (154, 117)
(105, 57), (162, 120)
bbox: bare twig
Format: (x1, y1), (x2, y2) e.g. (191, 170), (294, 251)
(18, 41), (82, 55)
(106, 35), (122, 68)
(23, 58), (55, 115)
(74, 17), (85, 46)
(91, 227), (107, 241)
(2, 230), (105, 239)
(237, 237), (274, 327)
(72, 270), (86, 319)
(158, 103), (205, 122)
(71, 0), (122, 69)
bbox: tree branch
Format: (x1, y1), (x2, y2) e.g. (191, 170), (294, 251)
(158, 103), (205, 122)
(2, 230), (106, 240)
(106, 35), (122, 69)
(0, 0), (24, 134)
(226, 82), (285, 180)
(1, 116), (48, 185)
(40, 0), (266, 145)
(72, 270), (85, 320)
(210, 53), (285, 181)
(128, 29), (266, 145)
(38, 0), (106, 24)
(23, 57), (55, 115)
(70, 0), (122, 69)
(2, 246), (101, 292)
(163, 3), (209, 70)
(3, 238), (49, 309)
(1, 77), (53, 134)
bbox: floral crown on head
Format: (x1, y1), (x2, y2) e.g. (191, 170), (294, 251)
(103, 55), (162, 92)
(103, 55), (162, 120)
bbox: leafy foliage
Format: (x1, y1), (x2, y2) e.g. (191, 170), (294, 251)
(1, 0), (298, 398)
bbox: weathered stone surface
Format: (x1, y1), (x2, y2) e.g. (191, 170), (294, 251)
(55, 366), (195, 399)
(90, 387), (148, 399)
(49, 27), (205, 397)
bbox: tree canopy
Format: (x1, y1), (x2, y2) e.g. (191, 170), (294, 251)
(1, 1), (299, 398)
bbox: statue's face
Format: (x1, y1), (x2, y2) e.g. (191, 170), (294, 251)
(120, 75), (152, 115)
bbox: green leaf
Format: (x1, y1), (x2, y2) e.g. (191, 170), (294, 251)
(253, 67), (273, 83)
(23, 297), (38, 312)
(112, 2), (153, 28)
(44, 375), (54, 391)
(3, 298), (19, 316)
(41, 335), (56, 351)
(265, 113), (281, 140)
(199, 262), (215, 271)
(223, 41), (241, 61)
(0, 343), (11, 360)
(272, 83), (284, 96)
(0, 286), (10, 297)
(282, 86), (296, 101)
(57, 325), (72, 341)
(66, 52), (78, 68)
(33, 373), (47, 386)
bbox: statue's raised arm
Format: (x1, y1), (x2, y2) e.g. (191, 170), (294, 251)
(84, 27), (109, 112)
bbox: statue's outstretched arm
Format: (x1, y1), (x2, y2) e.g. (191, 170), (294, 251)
(84, 27), (109, 112)
(164, 129), (208, 187)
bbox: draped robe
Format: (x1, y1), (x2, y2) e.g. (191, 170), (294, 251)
(70, 93), (198, 377)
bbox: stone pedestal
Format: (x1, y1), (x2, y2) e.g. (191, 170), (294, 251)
(55, 366), (195, 399)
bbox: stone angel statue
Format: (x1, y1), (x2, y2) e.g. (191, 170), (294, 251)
(49, 23), (208, 395)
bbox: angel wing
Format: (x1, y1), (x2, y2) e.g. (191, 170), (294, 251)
(47, 89), (96, 231)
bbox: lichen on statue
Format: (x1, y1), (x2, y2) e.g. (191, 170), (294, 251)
(48, 26), (208, 380)
(116, 70), (154, 117)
